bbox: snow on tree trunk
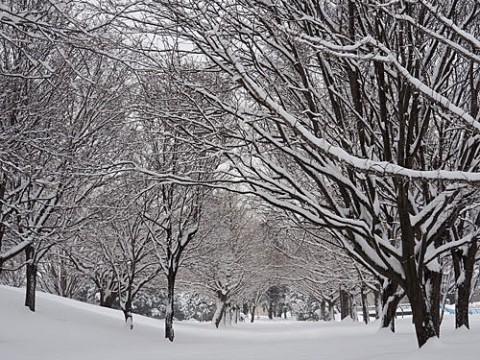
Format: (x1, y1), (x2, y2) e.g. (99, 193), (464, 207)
(25, 246), (37, 312)
(402, 266), (441, 348)
(213, 291), (228, 329)
(212, 304), (223, 328)
(424, 268), (442, 336)
(452, 238), (478, 329)
(350, 294), (358, 322)
(409, 292), (438, 348)
(381, 280), (403, 332)
(165, 273), (176, 342)
(397, 182), (440, 347)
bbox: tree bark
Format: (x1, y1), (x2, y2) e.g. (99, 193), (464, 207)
(408, 289), (438, 348)
(373, 288), (381, 319)
(267, 300), (274, 319)
(250, 305), (256, 323)
(123, 296), (133, 330)
(234, 306), (239, 324)
(214, 296), (227, 328)
(327, 299), (335, 321)
(456, 279), (471, 329)
(381, 280), (403, 332)
(99, 289), (117, 308)
(424, 268), (442, 335)
(340, 289), (350, 320)
(350, 293), (358, 321)
(361, 286), (369, 324)
(452, 238), (478, 329)
(25, 246), (37, 312)
(320, 299), (327, 321)
(165, 272), (176, 341)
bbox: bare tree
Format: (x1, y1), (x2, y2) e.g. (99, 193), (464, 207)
(0, 0), (132, 311)
(132, 64), (221, 341)
(125, 0), (480, 347)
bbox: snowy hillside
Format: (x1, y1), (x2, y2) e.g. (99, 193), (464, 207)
(1, 285), (479, 360)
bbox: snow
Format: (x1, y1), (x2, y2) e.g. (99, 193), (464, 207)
(1, 285), (480, 359)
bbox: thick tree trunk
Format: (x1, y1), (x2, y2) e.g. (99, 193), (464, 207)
(396, 180), (440, 347)
(165, 273), (176, 342)
(424, 268), (442, 336)
(25, 246), (37, 312)
(456, 280), (471, 329)
(408, 289), (438, 348)
(452, 239), (478, 329)
(213, 291), (228, 328)
(403, 267), (441, 347)
(381, 280), (403, 332)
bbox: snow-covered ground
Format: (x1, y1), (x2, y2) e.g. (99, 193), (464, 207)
(1, 285), (479, 360)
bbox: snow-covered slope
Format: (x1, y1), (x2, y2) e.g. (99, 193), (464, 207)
(1, 285), (479, 360)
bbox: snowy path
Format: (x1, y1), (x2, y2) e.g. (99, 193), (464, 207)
(1, 286), (478, 360)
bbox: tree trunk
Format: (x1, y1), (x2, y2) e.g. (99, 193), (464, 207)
(350, 294), (358, 321)
(408, 288), (438, 348)
(327, 299), (335, 321)
(214, 303), (226, 328)
(165, 272), (176, 342)
(234, 306), (239, 324)
(456, 279), (471, 329)
(381, 280), (403, 332)
(340, 289), (350, 320)
(276, 304), (283, 318)
(320, 299), (327, 321)
(373, 288), (381, 320)
(25, 246), (37, 312)
(250, 305), (256, 323)
(99, 290), (117, 308)
(123, 296), (133, 330)
(424, 268), (442, 336)
(452, 238), (478, 329)
(267, 300), (274, 319)
(213, 292), (228, 328)
(361, 286), (369, 324)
